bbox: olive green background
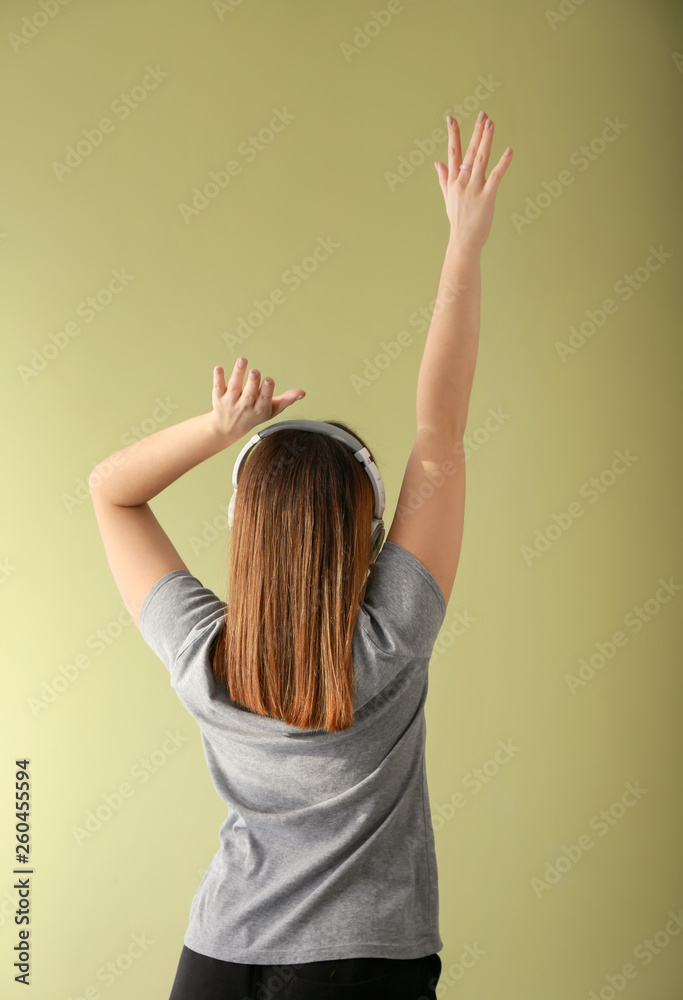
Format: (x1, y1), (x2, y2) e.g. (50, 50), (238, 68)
(2, 0), (683, 996)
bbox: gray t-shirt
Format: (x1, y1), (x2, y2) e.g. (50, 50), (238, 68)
(139, 539), (447, 964)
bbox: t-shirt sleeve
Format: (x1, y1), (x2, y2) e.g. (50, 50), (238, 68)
(359, 540), (448, 660)
(138, 570), (226, 680)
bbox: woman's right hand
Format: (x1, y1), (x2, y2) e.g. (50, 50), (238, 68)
(434, 111), (513, 253)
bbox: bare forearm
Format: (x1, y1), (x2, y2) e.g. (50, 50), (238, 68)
(416, 239), (481, 439)
(88, 411), (238, 506)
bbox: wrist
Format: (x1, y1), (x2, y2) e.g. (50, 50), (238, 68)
(445, 235), (482, 262)
(206, 410), (243, 452)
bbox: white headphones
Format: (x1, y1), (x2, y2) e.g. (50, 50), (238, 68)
(227, 419), (386, 563)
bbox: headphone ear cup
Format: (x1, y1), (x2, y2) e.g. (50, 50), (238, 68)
(228, 490), (236, 530)
(370, 523), (385, 564)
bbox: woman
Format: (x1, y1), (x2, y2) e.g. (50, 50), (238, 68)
(89, 111), (512, 999)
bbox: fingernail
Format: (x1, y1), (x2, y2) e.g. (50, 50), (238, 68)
(447, 114), (453, 126)
(477, 110), (485, 122)
(505, 146), (512, 156)
(485, 118), (493, 130)
(238, 357), (247, 367)
(296, 394), (305, 400)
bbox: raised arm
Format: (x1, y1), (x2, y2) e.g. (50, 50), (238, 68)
(385, 111), (513, 607)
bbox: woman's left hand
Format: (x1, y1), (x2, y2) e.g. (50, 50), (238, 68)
(211, 357), (306, 439)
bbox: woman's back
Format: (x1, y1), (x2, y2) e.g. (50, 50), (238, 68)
(139, 539), (446, 964)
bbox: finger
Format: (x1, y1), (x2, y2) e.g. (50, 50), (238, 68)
(242, 366), (262, 401)
(226, 356), (248, 395)
(213, 365), (226, 398)
(458, 112), (488, 179)
(270, 389), (306, 417)
(258, 375), (275, 403)
(485, 147), (514, 192)
(471, 117), (494, 185)
(434, 160), (447, 199)
(446, 116), (461, 182)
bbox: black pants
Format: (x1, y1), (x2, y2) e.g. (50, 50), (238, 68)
(169, 944), (442, 999)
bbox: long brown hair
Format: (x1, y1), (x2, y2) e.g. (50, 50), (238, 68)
(210, 420), (379, 733)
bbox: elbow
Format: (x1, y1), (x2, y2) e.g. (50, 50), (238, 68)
(88, 465), (106, 495)
(416, 419), (466, 446)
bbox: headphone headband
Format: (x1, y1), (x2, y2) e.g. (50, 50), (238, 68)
(227, 419), (386, 562)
